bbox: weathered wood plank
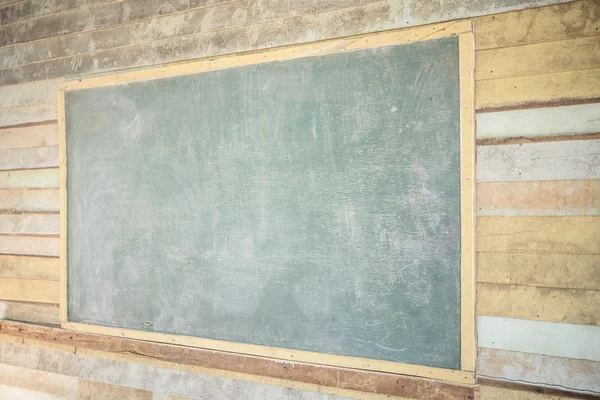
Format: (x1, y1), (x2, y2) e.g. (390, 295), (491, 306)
(0, 363), (76, 397)
(0, 80), (60, 109)
(476, 180), (600, 217)
(0, 169), (59, 189)
(477, 283), (600, 325)
(476, 103), (600, 139)
(0, 0), (111, 26)
(478, 316), (600, 362)
(477, 216), (600, 254)
(476, 139), (600, 182)
(0, 321), (477, 400)
(0, 278), (59, 303)
(476, 68), (600, 110)
(477, 252), (600, 290)
(478, 348), (600, 394)
(0, 103), (57, 128)
(0, 301), (60, 325)
(479, 384), (592, 400)
(0, 214), (60, 235)
(78, 380), (153, 400)
(0, 0), (245, 48)
(0, 236), (59, 257)
(0, 189), (60, 212)
(475, 0), (600, 50)
(0, 123), (58, 150)
(476, 35), (600, 81)
(0, 147), (59, 171)
(0, 385), (63, 400)
(0, 255), (59, 280)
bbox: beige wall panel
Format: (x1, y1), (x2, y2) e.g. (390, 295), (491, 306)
(0, 363), (77, 398)
(480, 385), (586, 399)
(478, 348), (600, 394)
(0, 102), (57, 128)
(477, 252), (600, 290)
(0, 146), (59, 171)
(477, 216), (600, 254)
(78, 380), (153, 400)
(0, 301), (60, 325)
(476, 68), (600, 110)
(476, 180), (600, 217)
(0, 384), (63, 400)
(476, 35), (600, 80)
(0, 236), (59, 257)
(0, 277), (59, 303)
(0, 80), (61, 108)
(0, 123), (58, 150)
(0, 189), (60, 212)
(477, 283), (600, 325)
(475, 0), (600, 50)
(0, 169), (59, 189)
(0, 255), (59, 280)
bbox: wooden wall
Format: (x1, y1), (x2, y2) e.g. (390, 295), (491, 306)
(0, 0), (599, 399)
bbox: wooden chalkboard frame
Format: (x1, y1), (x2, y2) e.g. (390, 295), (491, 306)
(58, 20), (476, 384)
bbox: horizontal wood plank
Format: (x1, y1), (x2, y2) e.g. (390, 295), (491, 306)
(0, 146), (59, 171)
(476, 68), (600, 110)
(0, 214), (59, 235)
(0, 301), (60, 325)
(477, 252), (600, 290)
(478, 316), (600, 362)
(477, 216), (600, 254)
(0, 236), (59, 257)
(0, 189), (59, 212)
(0, 255), (59, 280)
(0, 169), (59, 189)
(0, 0), (111, 26)
(476, 35), (600, 81)
(78, 380), (153, 400)
(477, 283), (600, 325)
(476, 139), (600, 182)
(0, 321), (477, 400)
(0, 80), (60, 109)
(0, 363), (76, 397)
(476, 103), (600, 139)
(0, 123), (58, 150)
(474, 0), (600, 50)
(479, 384), (593, 400)
(0, 277), (59, 303)
(478, 348), (600, 394)
(0, 384), (63, 400)
(476, 180), (600, 217)
(0, 102), (56, 128)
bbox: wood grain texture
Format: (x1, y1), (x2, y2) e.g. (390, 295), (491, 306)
(0, 255), (59, 280)
(476, 180), (600, 217)
(0, 214), (59, 235)
(0, 146), (59, 171)
(478, 316), (600, 362)
(477, 252), (600, 290)
(0, 236), (59, 257)
(0, 189), (60, 212)
(476, 35), (600, 81)
(0, 321), (477, 400)
(0, 102), (57, 128)
(0, 123), (57, 150)
(0, 0), (111, 26)
(0, 169), (59, 189)
(78, 380), (154, 400)
(474, 0), (600, 50)
(480, 384), (590, 400)
(477, 283), (600, 325)
(476, 139), (600, 182)
(0, 363), (77, 398)
(0, 301), (60, 325)
(477, 216), (600, 254)
(478, 347), (600, 394)
(0, 278), (59, 303)
(476, 103), (600, 139)
(476, 68), (600, 110)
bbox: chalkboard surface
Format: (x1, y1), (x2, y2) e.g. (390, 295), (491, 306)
(66, 37), (461, 369)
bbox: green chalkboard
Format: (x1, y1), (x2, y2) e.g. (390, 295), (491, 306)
(66, 37), (461, 369)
